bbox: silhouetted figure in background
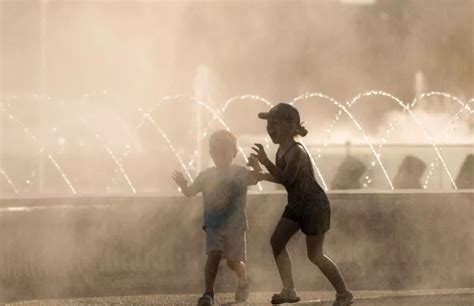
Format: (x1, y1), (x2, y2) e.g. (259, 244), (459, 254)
(330, 156), (366, 190)
(455, 154), (474, 189)
(172, 130), (261, 306)
(393, 155), (426, 189)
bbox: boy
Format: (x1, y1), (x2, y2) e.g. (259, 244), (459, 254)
(172, 130), (262, 306)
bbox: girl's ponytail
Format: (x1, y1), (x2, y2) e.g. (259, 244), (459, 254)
(296, 122), (308, 137)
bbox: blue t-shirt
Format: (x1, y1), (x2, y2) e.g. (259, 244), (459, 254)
(192, 165), (250, 231)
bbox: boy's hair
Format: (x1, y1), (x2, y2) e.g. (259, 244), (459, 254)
(209, 130), (237, 151)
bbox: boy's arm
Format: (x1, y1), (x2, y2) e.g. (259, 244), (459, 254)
(246, 170), (276, 186)
(259, 172), (277, 183)
(179, 182), (200, 197)
(171, 171), (201, 197)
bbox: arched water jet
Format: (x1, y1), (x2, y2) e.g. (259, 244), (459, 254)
(340, 90), (460, 189)
(0, 103), (77, 194)
(360, 92), (472, 188)
(410, 92), (473, 113)
(77, 93), (138, 193)
(119, 95), (189, 160)
(422, 100), (474, 188)
(121, 95), (264, 191)
(362, 114), (401, 188)
(291, 92), (394, 190)
(142, 114), (194, 183)
(0, 168), (18, 194)
(17, 92), (138, 194)
(78, 117), (136, 193)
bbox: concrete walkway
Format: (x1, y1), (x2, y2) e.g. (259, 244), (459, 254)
(8, 288), (474, 305)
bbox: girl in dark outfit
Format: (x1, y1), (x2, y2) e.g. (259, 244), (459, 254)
(251, 103), (353, 306)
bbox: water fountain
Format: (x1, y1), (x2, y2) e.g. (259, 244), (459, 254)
(0, 90), (472, 196)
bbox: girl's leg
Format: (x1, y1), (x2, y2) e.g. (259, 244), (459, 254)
(306, 233), (349, 295)
(270, 218), (300, 290)
(205, 250), (222, 294)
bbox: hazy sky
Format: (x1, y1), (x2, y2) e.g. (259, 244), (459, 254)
(1, 0), (472, 102)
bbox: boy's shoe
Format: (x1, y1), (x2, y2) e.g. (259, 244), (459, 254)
(235, 281), (250, 302)
(332, 291), (354, 306)
(271, 288), (300, 304)
(197, 293), (214, 306)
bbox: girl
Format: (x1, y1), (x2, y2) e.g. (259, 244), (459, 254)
(251, 103), (353, 306)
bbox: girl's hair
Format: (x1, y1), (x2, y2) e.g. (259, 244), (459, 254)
(295, 122), (308, 137)
(258, 103), (309, 137)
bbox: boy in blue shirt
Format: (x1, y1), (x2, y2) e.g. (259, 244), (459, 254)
(172, 130), (262, 305)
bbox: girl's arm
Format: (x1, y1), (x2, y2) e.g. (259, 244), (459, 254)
(252, 143), (305, 186)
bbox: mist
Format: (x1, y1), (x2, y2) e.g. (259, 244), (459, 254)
(0, 0), (473, 304)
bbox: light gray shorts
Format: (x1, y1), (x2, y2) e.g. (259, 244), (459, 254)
(205, 228), (247, 262)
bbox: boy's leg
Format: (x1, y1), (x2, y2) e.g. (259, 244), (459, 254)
(204, 229), (225, 296)
(227, 260), (249, 302)
(205, 250), (223, 295)
(226, 260), (248, 285)
(224, 230), (249, 302)
(224, 230), (248, 284)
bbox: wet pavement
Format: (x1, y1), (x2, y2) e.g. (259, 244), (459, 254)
(9, 288), (474, 305)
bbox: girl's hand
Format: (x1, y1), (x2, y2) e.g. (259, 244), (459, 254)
(171, 170), (187, 187)
(251, 143), (270, 164)
(247, 154), (262, 172)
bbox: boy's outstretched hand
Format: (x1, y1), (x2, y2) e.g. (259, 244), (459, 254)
(251, 143), (270, 165)
(171, 170), (187, 187)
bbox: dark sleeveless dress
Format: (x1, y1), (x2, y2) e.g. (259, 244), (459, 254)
(276, 142), (331, 235)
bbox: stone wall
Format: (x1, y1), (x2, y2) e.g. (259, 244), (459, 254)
(0, 191), (472, 302)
